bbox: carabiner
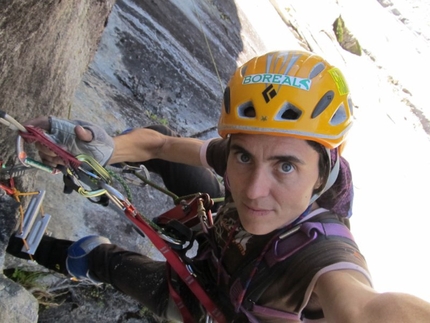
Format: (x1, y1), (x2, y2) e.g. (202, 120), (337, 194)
(65, 166), (108, 199)
(121, 164), (151, 186)
(0, 110), (27, 132)
(98, 180), (127, 210)
(16, 135), (58, 174)
(76, 154), (112, 185)
(57, 155), (113, 199)
(1, 110), (56, 174)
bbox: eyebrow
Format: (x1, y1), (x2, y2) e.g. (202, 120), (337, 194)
(230, 143), (306, 165)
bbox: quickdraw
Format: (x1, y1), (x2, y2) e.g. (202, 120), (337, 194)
(0, 111), (227, 323)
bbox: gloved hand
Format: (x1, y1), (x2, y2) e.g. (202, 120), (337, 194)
(49, 116), (115, 166)
(66, 235), (111, 283)
(24, 116), (114, 166)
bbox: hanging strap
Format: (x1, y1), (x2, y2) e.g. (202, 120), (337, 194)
(166, 263), (196, 323)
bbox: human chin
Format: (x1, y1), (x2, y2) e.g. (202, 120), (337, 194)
(237, 210), (277, 235)
(240, 219), (276, 235)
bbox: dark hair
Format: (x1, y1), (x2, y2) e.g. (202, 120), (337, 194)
(306, 141), (354, 217)
(306, 140), (330, 195)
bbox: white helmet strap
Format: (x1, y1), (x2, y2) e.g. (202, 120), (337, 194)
(309, 148), (340, 205)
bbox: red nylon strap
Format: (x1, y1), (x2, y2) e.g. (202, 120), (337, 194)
(0, 182), (15, 195)
(19, 126), (81, 169)
(123, 205), (226, 323)
(166, 264), (196, 323)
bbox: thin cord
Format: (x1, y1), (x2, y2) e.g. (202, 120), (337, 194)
(191, 0), (224, 93)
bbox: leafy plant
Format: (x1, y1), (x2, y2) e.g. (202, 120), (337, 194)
(333, 16), (362, 56)
(333, 16), (345, 43)
(145, 110), (169, 125)
(5, 268), (69, 306)
(10, 268), (43, 288)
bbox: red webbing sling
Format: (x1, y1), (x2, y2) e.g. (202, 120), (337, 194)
(122, 202), (226, 323)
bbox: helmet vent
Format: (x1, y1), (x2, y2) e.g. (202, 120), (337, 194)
(312, 90), (334, 118)
(238, 103), (256, 118)
(276, 102), (302, 120)
(309, 62), (325, 79)
(223, 87), (231, 114)
(330, 103), (347, 125)
(347, 95), (354, 115)
(240, 65), (248, 77)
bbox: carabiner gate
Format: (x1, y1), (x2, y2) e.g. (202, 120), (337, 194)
(16, 135), (58, 174)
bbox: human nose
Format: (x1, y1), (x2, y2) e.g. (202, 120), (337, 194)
(244, 167), (271, 200)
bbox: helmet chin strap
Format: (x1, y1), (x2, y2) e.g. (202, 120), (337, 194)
(309, 148), (340, 206)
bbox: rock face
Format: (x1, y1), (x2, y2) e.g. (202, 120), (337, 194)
(0, 0), (114, 161)
(0, 1), (114, 323)
(69, 0), (265, 136)
(0, 274), (39, 323)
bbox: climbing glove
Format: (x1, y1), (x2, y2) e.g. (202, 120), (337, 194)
(49, 116), (114, 166)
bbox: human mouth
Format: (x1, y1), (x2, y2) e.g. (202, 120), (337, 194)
(243, 204), (272, 216)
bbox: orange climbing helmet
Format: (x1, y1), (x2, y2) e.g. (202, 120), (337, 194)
(218, 50), (353, 149)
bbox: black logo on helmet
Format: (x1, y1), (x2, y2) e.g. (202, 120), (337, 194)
(262, 84), (277, 103)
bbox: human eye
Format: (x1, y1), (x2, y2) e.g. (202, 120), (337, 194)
(279, 162), (294, 174)
(236, 152), (251, 164)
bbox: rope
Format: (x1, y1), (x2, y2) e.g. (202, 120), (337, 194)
(106, 168), (133, 202)
(191, 0), (224, 93)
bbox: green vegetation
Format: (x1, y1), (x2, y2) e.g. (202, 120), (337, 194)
(145, 110), (169, 125)
(333, 16), (362, 56)
(5, 268), (65, 306)
(9, 268), (43, 287)
(333, 16), (345, 43)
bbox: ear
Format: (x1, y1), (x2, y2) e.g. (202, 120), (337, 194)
(313, 176), (324, 192)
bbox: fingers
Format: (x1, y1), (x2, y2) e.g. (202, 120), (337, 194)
(23, 116), (51, 131)
(35, 142), (66, 167)
(38, 126), (93, 166)
(74, 125), (94, 142)
(21, 117), (60, 166)
(23, 118), (97, 166)
(38, 154), (65, 167)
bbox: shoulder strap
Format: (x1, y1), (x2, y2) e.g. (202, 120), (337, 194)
(265, 221), (354, 267)
(230, 219), (355, 320)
